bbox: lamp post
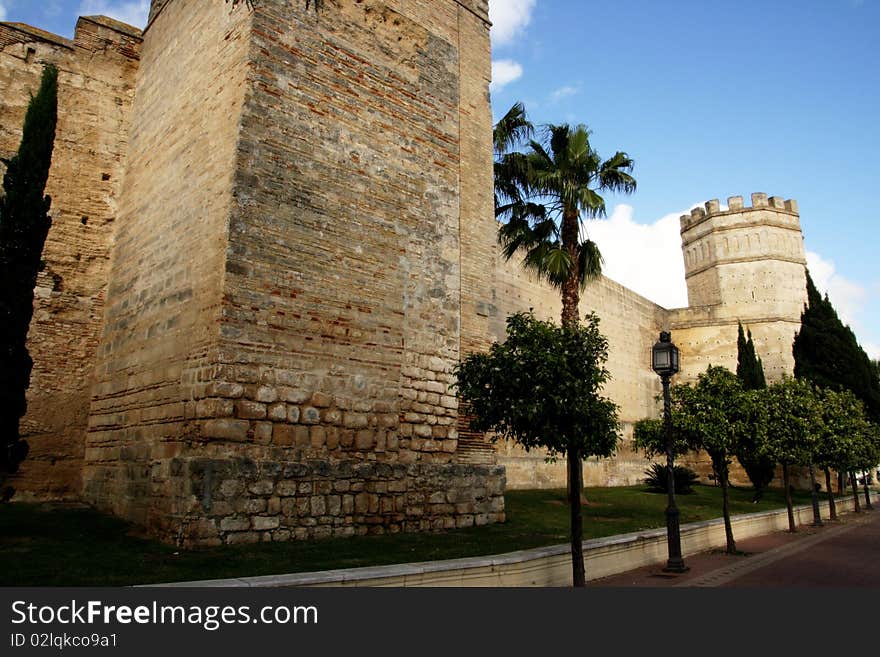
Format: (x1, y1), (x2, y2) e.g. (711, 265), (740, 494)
(652, 331), (687, 573)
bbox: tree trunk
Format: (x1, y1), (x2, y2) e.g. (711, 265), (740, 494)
(824, 467), (837, 521)
(783, 463), (796, 532)
(850, 472), (861, 513)
(808, 463), (822, 526)
(838, 471), (845, 494)
(566, 457), (588, 506)
(720, 465), (736, 554)
(567, 445), (586, 587)
(862, 470), (873, 510)
(560, 210), (581, 328)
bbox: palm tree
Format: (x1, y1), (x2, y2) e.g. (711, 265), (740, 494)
(495, 120), (636, 327)
(493, 107), (636, 586)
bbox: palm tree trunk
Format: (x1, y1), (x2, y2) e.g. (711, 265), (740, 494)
(783, 463), (796, 532)
(720, 465), (736, 554)
(850, 471), (861, 513)
(567, 445), (586, 587)
(560, 210), (580, 328)
(824, 467), (837, 521)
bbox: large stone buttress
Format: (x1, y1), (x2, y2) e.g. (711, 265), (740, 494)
(82, 0), (503, 546)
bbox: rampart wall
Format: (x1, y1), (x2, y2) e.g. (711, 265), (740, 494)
(0, 17), (141, 500)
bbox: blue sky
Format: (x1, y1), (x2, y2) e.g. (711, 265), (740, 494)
(1, 0), (878, 357)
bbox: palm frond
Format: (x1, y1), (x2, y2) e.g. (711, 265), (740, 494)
(493, 102), (534, 155)
(578, 239), (604, 286)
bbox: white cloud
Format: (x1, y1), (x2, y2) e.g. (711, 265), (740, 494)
(864, 342), (880, 360)
(584, 204), (689, 310)
(550, 85), (579, 103)
(806, 250), (869, 330)
(0, 1), (7, 22)
(490, 59), (523, 93)
(78, 0), (149, 28)
(489, 0), (536, 47)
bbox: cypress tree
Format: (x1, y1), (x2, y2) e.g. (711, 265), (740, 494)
(0, 64), (58, 491)
(793, 271), (880, 422)
(735, 322), (774, 500)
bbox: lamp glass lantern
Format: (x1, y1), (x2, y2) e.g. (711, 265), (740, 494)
(652, 331), (679, 377)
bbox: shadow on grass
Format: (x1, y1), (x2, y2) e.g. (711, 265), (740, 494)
(0, 485), (820, 586)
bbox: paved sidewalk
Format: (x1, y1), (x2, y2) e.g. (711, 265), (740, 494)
(591, 506), (880, 588)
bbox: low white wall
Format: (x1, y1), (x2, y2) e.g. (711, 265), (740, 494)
(160, 497), (860, 587)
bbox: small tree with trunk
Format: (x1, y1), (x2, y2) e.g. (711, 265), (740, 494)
(734, 322), (774, 501)
(815, 388), (865, 520)
(761, 377), (821, 531)
(455, 311), (620, 587)
(0, 64), (58, 497)
(672, 366), (759, 554)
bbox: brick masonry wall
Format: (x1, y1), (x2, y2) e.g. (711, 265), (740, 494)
(0, 17), (141, 500)
(81, 0), (505, 545)
(82, 1), (253, 532)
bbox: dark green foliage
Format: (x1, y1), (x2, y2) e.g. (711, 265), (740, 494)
(455, 310), (620, 586)
(632, 417), (691, 460)
(455, 312), (620, 458)
(0, 64), (58, 486)
(493, 106), (635, 328)
(735, 322), (774, 498)
(643, 463), (699, 494)
(793, 271), (880, 422)
(736, 322), (766, 390)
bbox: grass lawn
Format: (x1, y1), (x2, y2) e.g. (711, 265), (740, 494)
(0, 484), (820, 586)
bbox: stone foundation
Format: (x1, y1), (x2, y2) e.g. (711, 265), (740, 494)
(86, 456), (504, 547)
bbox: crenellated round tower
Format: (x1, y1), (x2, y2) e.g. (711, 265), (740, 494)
(681, 192), (806, 314)
(672, 193), (808, 381)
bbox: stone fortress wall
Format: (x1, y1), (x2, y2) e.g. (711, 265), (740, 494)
(0, 16), (141, 501)
(0, 0), (807, 545)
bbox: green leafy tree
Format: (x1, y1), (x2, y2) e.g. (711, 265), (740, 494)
(849, 420), (879, 511)
(0, 64), (58, 496)
(633, 417), (690, 462)
(673, 366), (757, 553)
(455, 312), (620, 587)
(493, 109), (634, 503)
(793, 271), (880, 422)
(734, 323), (774, 501)
(815, 389), (866, 519)
(761, 377), (821, 531)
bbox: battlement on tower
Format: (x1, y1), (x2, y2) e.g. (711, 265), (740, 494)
(680, 193), (799, 232)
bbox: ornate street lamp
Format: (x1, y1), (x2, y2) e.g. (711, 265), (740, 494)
(652, 331), (687, 572)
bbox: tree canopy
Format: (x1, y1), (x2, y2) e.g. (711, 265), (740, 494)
(455, 311), (619, 586)
(455, 312), (619, 458)
(668, 366), (759, 553)
(734, 322), (773, 499)
(493, 108), (635, 327)
(793, 271), (880, 422)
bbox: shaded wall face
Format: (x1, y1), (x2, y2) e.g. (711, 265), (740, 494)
(0, 19), (140, 500)
(82, 1), (252, 531)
